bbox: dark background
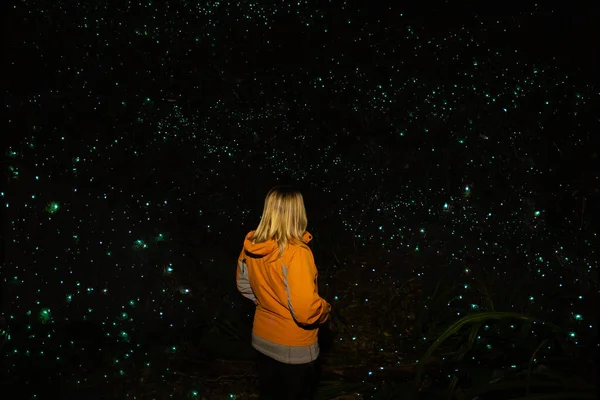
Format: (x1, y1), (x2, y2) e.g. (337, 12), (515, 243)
(1, 1), (598, 398)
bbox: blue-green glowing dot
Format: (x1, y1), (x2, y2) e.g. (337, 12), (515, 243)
(45, 202), (60, 214)
(39, 308), (51, 324)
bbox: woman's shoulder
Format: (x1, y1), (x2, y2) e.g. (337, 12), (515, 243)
(288, 235), (311, 247)
(286, 239), (313, 258)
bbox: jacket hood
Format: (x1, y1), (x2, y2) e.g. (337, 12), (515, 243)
(243, 230), (312, 258)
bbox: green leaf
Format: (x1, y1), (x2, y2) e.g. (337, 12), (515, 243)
(456, 322), (482, 362)
(415, 312), (558, 383)
(467, 322), (482, 349)
(526, 339), (548, 396)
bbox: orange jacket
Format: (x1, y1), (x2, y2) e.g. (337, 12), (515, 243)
(236, 231), (330, 347)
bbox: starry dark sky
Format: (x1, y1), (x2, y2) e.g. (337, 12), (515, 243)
(1, 1), (598, 398)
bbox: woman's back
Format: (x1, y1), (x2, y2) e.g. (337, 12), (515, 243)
(235, 187), (330, 364)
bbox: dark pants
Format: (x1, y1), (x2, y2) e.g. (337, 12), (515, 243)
(256, 351), (317, 400)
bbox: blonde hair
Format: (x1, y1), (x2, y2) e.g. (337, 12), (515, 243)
(251, 186), (308, 257)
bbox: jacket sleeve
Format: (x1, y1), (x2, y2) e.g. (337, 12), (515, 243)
(283, 246), (330, 326)
(236, 248), (257, 304)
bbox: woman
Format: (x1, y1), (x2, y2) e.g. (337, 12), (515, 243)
(236, 186), (331, 399)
